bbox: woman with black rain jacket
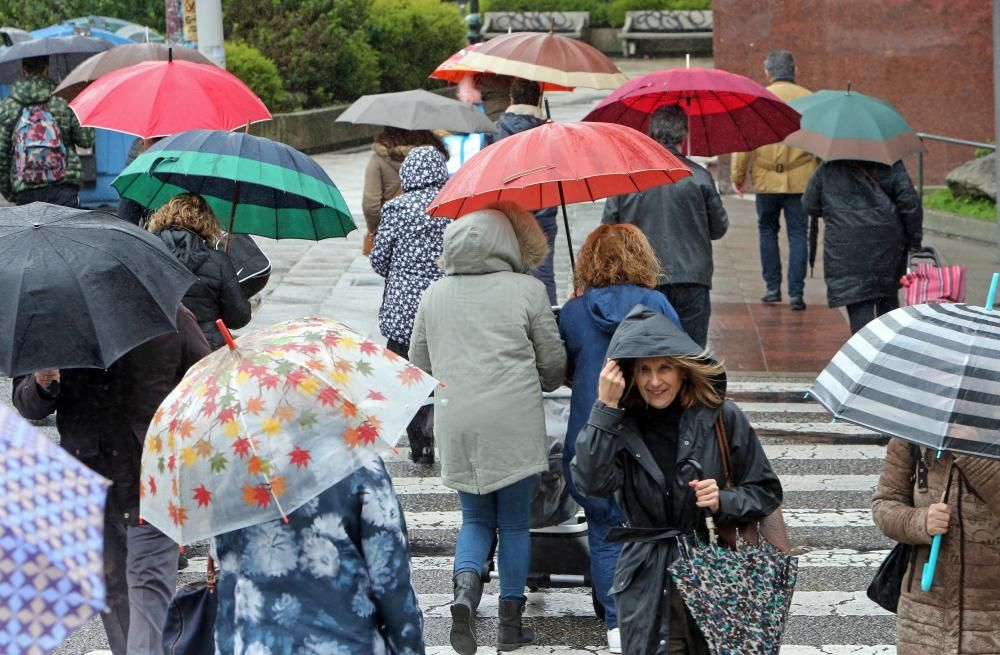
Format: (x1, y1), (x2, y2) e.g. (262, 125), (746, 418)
(571, 305), (783, 655)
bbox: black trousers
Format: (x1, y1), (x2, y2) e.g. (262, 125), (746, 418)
(15, 183), (80, 207)
(846, 296), (900, 334)
(386, 339), (435, 460)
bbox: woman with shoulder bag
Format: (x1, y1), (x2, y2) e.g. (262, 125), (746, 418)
(571, 306), (783, 655)
(872, 438), (1000, 654)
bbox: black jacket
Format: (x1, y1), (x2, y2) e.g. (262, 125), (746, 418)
(157, 228), (251, 350)
(603, 148), (728, 288)
(12, 306), (210, 524)
(571, 306), (782, 655)
(803, 160), (922, 308)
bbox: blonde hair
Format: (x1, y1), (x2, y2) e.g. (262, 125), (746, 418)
(574, 224), (660, 292)
(146, 193), (222, 244)
(623, 355), (725, 410)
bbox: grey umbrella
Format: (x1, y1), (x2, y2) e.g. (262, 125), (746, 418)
(0, 27), (31, 48)
(0, 36), (112, 84)
(337, 89), (497, 134)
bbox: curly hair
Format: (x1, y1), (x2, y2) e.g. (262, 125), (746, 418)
(621, 355), (725, 410)
(146, 193), (222, 244)
(573, 224), (661, 293)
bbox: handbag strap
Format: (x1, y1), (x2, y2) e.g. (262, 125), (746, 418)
(714, 415), (733, 489)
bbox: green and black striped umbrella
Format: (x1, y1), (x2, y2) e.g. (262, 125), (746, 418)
(784, 89), (923, 165)
(113, 130), (355, 240)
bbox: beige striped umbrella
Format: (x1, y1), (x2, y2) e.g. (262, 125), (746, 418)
(459, 32), (626, 91)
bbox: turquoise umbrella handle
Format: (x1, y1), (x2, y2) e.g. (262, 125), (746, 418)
(921, 533), (942, 591)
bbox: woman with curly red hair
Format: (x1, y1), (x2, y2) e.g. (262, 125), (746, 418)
(557, 224), (681, 653)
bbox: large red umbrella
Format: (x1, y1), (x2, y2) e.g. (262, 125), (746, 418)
(583, 68), (801, 156)
(69, 59), (271, 138)
(459, 32), (626, 91)
(427, 121), (691, 268)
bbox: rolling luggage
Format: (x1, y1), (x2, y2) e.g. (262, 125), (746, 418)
(899, 245), (966, 305)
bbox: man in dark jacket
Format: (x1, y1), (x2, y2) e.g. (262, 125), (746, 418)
(12, 306), (210, 655)
(603, 105), (729, 347)
(0, 56), (95, 207)
(483, 77), (560, 305)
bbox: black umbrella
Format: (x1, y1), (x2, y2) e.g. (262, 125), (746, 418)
(0, 203), (197, 377)
(0, 36), (112, 84)
(808, 215), (820, 277)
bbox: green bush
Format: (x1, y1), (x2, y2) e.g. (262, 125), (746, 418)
(480, 0), (709, 28)
(224, 0), (380, 108)
(365, 0), (466, 93)
(0, 1), (163, 30)
(224, 41), (286, 112)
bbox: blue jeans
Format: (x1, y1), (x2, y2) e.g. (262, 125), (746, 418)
(756, 193), (807, 299)
(533, 212), (559, 306)
(657, 283), (711, 348)
(562, 459), (623, 629)
(454, 476), (536, 600)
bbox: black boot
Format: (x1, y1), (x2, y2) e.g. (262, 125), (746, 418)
(450, 571), (483, 655)
(497, 596), (535, 651)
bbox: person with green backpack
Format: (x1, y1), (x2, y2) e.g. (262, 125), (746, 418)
(0, 55), (94, 207)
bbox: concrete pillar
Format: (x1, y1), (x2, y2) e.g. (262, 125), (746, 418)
(195, 0), (227, 68)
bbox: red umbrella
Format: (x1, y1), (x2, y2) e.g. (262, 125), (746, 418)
(69, 59), (271, 138)
(583, 68), (801, 156)
(427, 121), (691, 268)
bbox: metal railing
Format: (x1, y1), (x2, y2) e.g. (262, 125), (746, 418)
(915, 132), (995, 199)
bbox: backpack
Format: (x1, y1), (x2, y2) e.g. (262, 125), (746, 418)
(13, 103), (67, 185)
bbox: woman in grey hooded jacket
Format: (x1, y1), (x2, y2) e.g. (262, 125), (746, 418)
(409, 203), (566, 654)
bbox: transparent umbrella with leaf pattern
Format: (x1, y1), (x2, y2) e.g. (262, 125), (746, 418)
(139, 317), (437, 545)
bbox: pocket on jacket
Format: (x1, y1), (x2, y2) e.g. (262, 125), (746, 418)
(611, 554), (645, 596)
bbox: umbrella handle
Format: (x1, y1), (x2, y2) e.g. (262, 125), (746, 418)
(921, 534), (942, 592)
(215, 319), (237, 350)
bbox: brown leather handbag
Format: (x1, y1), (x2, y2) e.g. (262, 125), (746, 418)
(362, 230), (376, 256)
(714, 416), (792, 553)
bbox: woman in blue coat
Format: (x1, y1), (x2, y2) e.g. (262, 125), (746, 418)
(557, 224), (680, 654)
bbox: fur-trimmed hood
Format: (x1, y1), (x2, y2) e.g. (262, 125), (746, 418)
(441, 203), (549, 276)
(371, 142), (416, 163)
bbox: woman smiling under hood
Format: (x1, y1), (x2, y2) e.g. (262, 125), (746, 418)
(571, 305), (782, 655)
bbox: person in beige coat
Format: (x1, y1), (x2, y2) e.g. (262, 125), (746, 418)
(872, 438), (1000, 655)
(361, 127), (448, 252)
(731, 50), (818, 311)
(409, 202), (566, 654)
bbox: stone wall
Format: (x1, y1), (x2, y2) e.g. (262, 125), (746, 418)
(713, 0), (993, 184)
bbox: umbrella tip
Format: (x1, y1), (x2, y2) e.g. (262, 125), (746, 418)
(846, 81), (852, 94)
(216, 319), (237, 350)
(168, 46), (172, 63)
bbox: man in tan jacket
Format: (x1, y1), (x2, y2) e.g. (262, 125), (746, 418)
(731, 50), (818, 311)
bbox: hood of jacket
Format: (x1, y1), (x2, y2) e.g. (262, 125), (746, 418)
(372, 142), (416, 163)
(496, 105), (547, 136)
(399, 145), (448, 192)
(156, 228), (211, 272)
(607, 305), (726, 395)
(11, 75), (56, 105)
(441, 204), (549, 276)
(583, 286), (667, 335)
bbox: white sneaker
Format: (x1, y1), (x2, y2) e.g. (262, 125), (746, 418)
(607, 627), (622, 654)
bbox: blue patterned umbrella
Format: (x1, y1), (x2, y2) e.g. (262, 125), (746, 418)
(0, 404), (110, 653)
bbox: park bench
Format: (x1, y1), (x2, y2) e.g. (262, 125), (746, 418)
(482, 11), (590, 40)
(619, 10), (713, 57)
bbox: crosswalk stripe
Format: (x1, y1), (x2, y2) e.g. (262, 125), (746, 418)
(185, 548), (890, 575)
(780, 648), (896, 655)
(739, 402), (827, 413)
(753, 421), (879, 436)
(385, 444), (886, 464)
(391, 474), (878, 495)
(415, 590), (890, 618)
(405, 508), (874, 531)
(728, 381), (814, 393)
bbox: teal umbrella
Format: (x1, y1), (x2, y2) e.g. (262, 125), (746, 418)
(784, 88), (923, 165)
(113, 130), (355, 240)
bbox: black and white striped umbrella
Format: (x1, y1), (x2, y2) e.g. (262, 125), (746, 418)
(810, 303), (1000, 459)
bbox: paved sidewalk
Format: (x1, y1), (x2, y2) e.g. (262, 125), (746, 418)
(245, 54), (1000, 375)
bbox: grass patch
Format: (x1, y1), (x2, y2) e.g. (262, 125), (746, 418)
(923, 188), (996, 222)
